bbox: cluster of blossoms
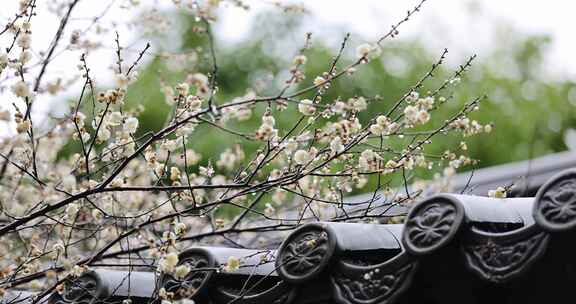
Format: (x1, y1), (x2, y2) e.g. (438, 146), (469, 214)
(329, 136), (345, 155)
(4, 20), (34, 98)
(323, 117), (363, 142)
(0, 50), (7, 74)
(162, 75), (209, 107)
(442, 150), (476, 171)
(0, 1), (496, 301)
(223, 256), (241, 272)
(358, 149), (382, 171)
(14, 111), (31, 133)
(370, 115), (399, 136)
(356, 43), (382, 63)
(403, 92), (433, 126)
(289, 54), (308, 84)
(216, 145), (245, 171)
(97, 87), (126, 104)
(158, 252), (190, 279)
(326, 96), (369, 117)
(298, 99), (316, 116)
(220, 91), (255, 122)
(293, 149), (314, 165)
(488, 186), (507, 198)
(255, 114), (278, 140)
(449, 116), (493, 136)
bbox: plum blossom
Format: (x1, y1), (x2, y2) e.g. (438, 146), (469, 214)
(298, 99), (316, 116)
(159, 252), (179, 274)
(293, 149), (311, 165)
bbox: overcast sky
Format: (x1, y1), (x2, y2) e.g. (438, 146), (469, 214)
(2, 0), (575, 78)
(217, 0), (575, 78)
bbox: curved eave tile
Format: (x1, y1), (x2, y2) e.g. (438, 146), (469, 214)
(401, 168), (576, 287)
(159, 247), (289, 304)
(44, 168), (576, 304)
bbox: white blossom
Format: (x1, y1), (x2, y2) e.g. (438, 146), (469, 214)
(11, 81), (30, 98)
(417, 110), (430, 124)
(115, 73), (130, 89)
(186, 95), (202, 111)
(284, 139), (298, 154)
(174, 222), (187, 236)
(298, 99), (316, 116)
(349, 97), (367, 112)
(16, 120), (31, 133)
(174, 264), (190, 279)
(330, 136), (345, 154)
(262, 114), (275, 126)
(97, 128), (111, 142)
(92, 209), (104, 221)
(272, 189), (287, 205)
(264, 203), (275, 217)
(52, 243), (65, 254)
(223, 256), (240, 272)
(62, 175), (76, 191)
(370, 124), (384, 136)
(188, 73), (209, 94)
(19, 50), (31, 64)
(17, 33), (31, 49)
(293, 55), (307, 65)
(21, 21), (31, 31)
(255, 114), (278, 140)
(73, 112), (86, 128)
(417, 96), (435, 109)
(376, 115), (390, 126)
(216, 149), (238, 171)
(158, 288), (171, 301)
(333, 101), (347, 114)
(235, 107), (252, 121)
(403, 105), (418, 123)
(313, 76), (325, 87)
(159, 252), (179, 274)
(71, 265), (87, 277)
(358, 149), (380, 171)
(385, 159), (398, 173)
(488, 186), (507, 198)
(108, 111), (123, 126)
(123, 117), (139, 133)
(176, 82), (189, 96)
(110, 178), (124, 187)
(199, 165), (214, 177)
(293, 149), (311, 165)
(0, 50), (8, 66)
(407, 91), (419, 102)
(161, 139), (179, 152)
(170, 166), (181, 181)
(356, 43), (372, 58)
(65, 204), (79, 218)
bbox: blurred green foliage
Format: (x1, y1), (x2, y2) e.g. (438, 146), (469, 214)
(124, 11), (576, 179)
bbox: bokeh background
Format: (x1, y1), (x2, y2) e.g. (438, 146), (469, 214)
(2, 0), (575, 179)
